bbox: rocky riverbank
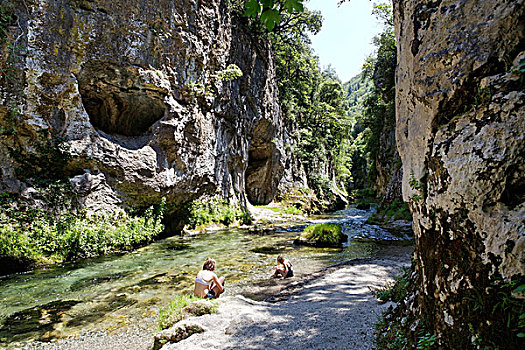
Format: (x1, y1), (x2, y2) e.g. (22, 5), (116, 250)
(157, 247), (412, 350)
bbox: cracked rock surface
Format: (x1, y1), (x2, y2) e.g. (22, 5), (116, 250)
(0, 0), (284, 217)
(394, 0), (524, 347)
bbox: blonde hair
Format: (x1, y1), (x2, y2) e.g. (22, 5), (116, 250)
(203, 257), (216, 271)
(277, 254), (284, 264)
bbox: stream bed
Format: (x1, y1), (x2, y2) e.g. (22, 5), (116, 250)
(0, 207), (412, 348)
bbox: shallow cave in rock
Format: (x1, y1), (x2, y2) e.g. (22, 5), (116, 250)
(245, 139), (275, 205)
(78, 63), (166, 136)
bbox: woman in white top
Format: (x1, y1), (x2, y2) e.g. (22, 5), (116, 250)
(193, 257), (225, 298)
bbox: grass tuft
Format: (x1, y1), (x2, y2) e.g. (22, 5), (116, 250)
(158, 294), (218, 330)
(297, 223), (347, 246)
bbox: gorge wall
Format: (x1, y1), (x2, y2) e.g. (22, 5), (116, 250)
(0, 0), (284, 222)
(395, 0), (524, 347)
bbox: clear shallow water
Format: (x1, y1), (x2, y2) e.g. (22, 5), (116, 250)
(0, 207), (411, 346)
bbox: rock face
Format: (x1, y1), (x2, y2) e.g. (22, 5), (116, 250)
(375, 119), (403, 205)
(0, 0), (284, 220)
(395, 0), (524, 347)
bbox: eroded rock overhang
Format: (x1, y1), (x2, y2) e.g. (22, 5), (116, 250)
(0, 0), (285, 214)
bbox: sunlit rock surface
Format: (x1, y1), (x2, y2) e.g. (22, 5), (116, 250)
(394, 0), (524, 347)
(0, 0), (284, 216)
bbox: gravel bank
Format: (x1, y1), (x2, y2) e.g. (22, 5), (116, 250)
(162, 251), (411, 350)
(17, 247), (411, 350)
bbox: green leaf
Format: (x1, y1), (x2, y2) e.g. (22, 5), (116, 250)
(244, 0), (261, 18)
(513, 284), (525, 293)
(517, 333), (525, 338)
(284, 0), (304, 13)
(261, 0), (274, 8)
(261, 8), (280, 31)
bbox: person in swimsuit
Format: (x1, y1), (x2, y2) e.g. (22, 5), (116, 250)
(271, 254), (294, 279)
(194, 257), (225, 299)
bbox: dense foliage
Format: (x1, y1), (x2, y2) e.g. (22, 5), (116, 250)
(344, 73), (373, 115)
(0, 192), (165, 273)
(179, 199), (251, 229)
(348, 3), (397, 192)
(268, 7), (352, 202)
(0, 135), (166, 274)
(343, 73), (373, 190)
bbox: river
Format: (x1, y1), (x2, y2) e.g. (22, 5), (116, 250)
(0, 207), (412, 348)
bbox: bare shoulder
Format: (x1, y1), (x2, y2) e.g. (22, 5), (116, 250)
(202, 270), (217, 279)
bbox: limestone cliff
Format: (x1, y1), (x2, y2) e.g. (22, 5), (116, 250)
(394, 0), (524, 347)
(0, 0), (284, 223)
(374, 111), (402, 205)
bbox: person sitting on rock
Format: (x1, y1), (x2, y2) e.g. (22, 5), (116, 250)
(194, 257), (225, 299)
(271, 254), (294, 279)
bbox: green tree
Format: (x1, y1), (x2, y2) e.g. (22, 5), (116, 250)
(346, 2), (397, 191)
(269, 7), (351, 198)
(237, 1), (352, 204)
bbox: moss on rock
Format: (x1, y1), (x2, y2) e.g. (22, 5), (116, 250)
(294, 223), (347, 247)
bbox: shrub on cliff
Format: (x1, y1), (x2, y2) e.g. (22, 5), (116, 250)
(294, 223), (347, 247)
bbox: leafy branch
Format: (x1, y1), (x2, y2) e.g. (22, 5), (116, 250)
(213, 64), (243, 82)
(243, 0), (305, 31)
(409, 171), (425, 202)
